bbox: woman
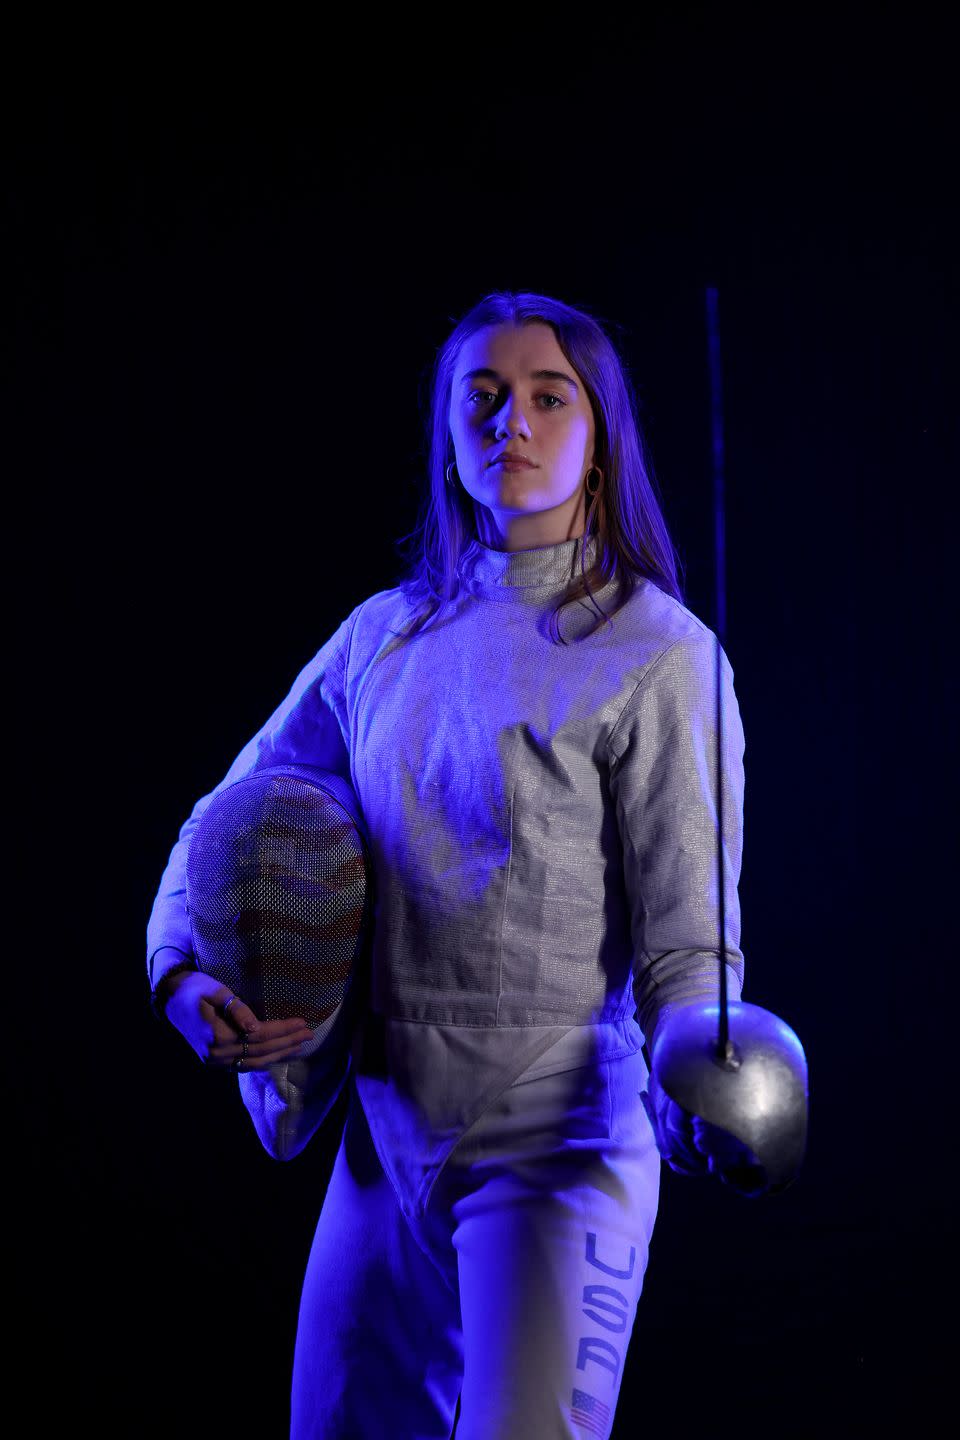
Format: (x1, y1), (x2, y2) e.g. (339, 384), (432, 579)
(147, 291), (757, 1439)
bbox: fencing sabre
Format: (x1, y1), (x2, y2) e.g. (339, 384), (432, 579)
(646, 287), (809, 1196)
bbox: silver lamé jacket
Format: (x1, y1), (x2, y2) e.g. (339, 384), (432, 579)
(146, 533), (746, 1215)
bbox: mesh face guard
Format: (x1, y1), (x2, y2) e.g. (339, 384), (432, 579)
(185, 763), (374, 1059)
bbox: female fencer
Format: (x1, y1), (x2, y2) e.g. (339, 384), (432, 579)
(147, 289), (760, 1439)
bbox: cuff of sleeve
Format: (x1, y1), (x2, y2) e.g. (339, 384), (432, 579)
(148, 943), (195, 987)
(148, 948), (198, 1022)
(638, 959), (743, 1055)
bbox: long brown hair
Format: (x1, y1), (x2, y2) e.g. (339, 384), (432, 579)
(394, 291), (684, 644)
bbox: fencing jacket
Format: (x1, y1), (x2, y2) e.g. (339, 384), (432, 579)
(146, 532), (746, 1217)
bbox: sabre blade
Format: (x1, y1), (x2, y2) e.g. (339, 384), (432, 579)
(649, 289), (809, 1196)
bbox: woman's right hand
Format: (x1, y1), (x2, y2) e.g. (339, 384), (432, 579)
(161, 969), (314, 1071)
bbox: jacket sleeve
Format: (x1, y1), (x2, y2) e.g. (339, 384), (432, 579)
(607, 629), (746, 1054)
(145, 602), (363, 993)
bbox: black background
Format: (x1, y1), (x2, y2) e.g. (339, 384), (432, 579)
(10, 8), (956, 1435)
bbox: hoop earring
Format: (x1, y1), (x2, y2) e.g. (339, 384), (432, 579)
(446, 462), (458, 487)
(585, 465), (603, 497)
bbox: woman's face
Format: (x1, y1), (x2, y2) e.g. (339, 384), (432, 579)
(448, 321), (596, 551)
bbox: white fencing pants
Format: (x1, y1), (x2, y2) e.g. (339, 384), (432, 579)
(290, 1042), (661, 1439)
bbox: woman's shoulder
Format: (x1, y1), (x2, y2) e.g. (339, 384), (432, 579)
(340, 582), (424, 659)
(351, 582), (418, 628)
(609, 573), (718, 657)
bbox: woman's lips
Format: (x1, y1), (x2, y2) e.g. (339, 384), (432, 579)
(491, 457), (537, 469)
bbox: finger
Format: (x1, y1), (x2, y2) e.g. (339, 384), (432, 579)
(210, 1026), (313, 1061)
(662, 1100), (709, 1172)
(220, 997), (292, 1037)
(692, 1117), (754, 1166)
(219, 993), (255, 1032)
(665, 1144), (709, 1176)
(250, 1017), (314, 1041)
(235, 1019), (314, 1052)
(205, 1036), (313, 1070)
(217, 1035), (316, 1071)
(236, 1044), (316, 1071)
(203, 1009), (311, 1047)
(643, 1078), (710, 1174)
(667, 1158), (708, 1177)
(200, 992), (262, 1036)
(686, 1117), (767, 1194)
(662, 1133), (709, 1175)
(198, 994), (309, 1042)
(216, 1014), (314, 1042)
(207, 983), (249, 1016)
(692, 1120), (763, 1187)
(640, 1088), (673, 1160)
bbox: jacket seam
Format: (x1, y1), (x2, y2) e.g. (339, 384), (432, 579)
(495, 780), (516, 1026)
(605, 634), (703, 766)
(342, 600), (367, 781)
(342, 598), (365, 691)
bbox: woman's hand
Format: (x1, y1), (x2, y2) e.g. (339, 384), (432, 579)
(161, 969), (314, 1071)
(641, 1063), (768, 1197)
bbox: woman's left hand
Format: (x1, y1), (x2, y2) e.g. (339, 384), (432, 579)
(641, 1064), (768, 1197)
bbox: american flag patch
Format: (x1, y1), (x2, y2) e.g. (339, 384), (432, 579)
(571, 1387), (611, 1436)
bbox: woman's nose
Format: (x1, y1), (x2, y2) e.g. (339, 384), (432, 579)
(494, 398), (532, 438)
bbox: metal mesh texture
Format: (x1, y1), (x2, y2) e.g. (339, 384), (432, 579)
(185, 764), (373, 1034)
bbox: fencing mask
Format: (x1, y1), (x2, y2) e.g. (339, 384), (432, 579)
(185, 762), (375, 1159)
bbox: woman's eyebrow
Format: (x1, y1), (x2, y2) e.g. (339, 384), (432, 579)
(459, 367), (580, 395)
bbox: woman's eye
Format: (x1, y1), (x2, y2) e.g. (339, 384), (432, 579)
(467, 391), (566, 410)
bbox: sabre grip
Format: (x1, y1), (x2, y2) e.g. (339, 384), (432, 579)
(641, 1064), (767, 1196)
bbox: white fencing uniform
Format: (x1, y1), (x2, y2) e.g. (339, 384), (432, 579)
(146, 532), (747, 1438)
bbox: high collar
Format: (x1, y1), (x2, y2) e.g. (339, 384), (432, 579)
(458, 532), (600, 599)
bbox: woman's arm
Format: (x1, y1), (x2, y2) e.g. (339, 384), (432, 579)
(145, 602), (363, 996)
(607, 628), (746, 1059)
(144, 600), (369, 1153)
(609, 629), (766, 1191)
